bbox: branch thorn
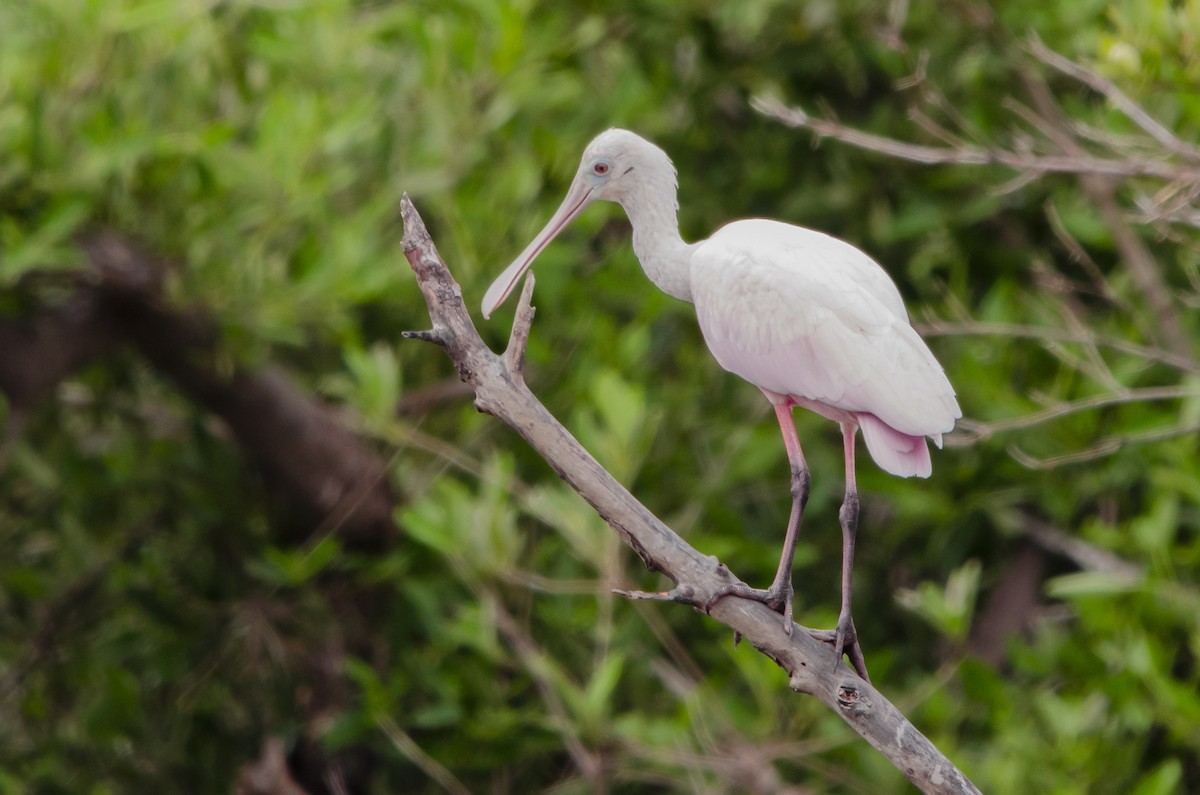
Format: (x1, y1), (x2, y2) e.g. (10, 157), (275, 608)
(613, 585), (699, 607)
(402, 329), (445, 345)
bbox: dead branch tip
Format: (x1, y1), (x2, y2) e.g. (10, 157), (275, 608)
(503, 273), (537, 376)
(402, 329), (445, 346)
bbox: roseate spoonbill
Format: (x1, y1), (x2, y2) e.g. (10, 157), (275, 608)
(482, 129), (960, 678)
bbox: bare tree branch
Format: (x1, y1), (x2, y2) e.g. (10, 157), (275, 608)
(1008, 420), (1200, 469)
(399, 195), (981, 795)
(1025, 34), (1200, 163)
(916, 319), (1200, 375)
(377, 716), (472, 795)
(951, 384), (1199, 444)
(1012, 66), (1196, 366)
(1132, 181), (1200, 230)
(491, 597), (607, 786)
(1042, 201), (1129, 311)
(750, 95), (1200, 182)
(754, 40), (1198, 368)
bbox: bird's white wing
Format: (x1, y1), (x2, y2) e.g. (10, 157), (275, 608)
(691, 219), (960, 437)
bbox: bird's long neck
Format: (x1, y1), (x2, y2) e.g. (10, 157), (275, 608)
(619, 179), (696, 303)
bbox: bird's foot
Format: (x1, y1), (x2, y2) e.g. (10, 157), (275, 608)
(809, 612), (869, 682)
(704, 581), (794, 634)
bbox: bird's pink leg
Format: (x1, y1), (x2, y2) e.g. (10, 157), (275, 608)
(769, 402), (811, 630)
(705, 403), (810, 633)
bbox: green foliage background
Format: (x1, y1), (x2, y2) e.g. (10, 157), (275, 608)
(2, 0), (1198, 792)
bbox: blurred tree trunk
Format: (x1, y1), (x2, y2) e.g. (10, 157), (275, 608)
(0, 232), (398, 547)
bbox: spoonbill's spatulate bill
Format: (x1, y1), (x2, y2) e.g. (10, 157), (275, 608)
(483, 129), (960, 679)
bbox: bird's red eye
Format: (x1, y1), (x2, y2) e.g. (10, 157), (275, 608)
(593, 162), (610, 175)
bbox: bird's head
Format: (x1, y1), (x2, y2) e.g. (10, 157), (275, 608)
(575, 128), (675, 205)
(481, 129), (674, 318)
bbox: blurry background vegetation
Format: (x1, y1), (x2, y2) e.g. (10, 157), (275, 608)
(1, 0), (1199, 792)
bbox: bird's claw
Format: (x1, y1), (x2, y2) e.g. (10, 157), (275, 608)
(831, 613), (854, 667)
(809, 613), (870, 682)
(704, 582), (794, 634)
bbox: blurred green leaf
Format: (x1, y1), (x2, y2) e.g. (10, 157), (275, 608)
(895, 559), (981, 643)
(249, 535), (343, 586)
(1046, 571), (1142, 600)
(1129, 760), (1183, 795)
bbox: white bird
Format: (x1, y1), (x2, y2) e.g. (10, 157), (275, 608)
(483, 129), (960, 679)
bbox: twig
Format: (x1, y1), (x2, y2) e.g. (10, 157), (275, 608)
(396, 379), (475, 415)
(1043, 201), (1127, 311)
(750, 95), (1200, 182)
(1027, 260), (1123, 391)
(1132, 180), (1200, 230)
(377, 716), (473, 795)
(1008, 419), (1200, 469)
(399, 195), (982, 795)
(916, 320), (1200, 375)
(1026, 34), (1200, 162)
(1013, 67), (1196, 365)
(491, 598), (606, 785)
(951, 384), (1199, 444)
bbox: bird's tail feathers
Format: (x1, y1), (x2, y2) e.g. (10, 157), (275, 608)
(858, 414), (932, 478)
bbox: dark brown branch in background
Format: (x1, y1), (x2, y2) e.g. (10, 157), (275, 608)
(0, 232), (398, 547)
(0, 292), (116, 410)
(1, 234), (399, 792)
(236, 738), (313, 795)
(400, 195), (981, 795)
(967, 541), (1045, 667)
(0, 291), (118, 466)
